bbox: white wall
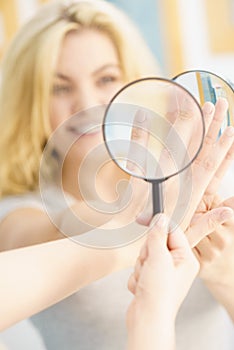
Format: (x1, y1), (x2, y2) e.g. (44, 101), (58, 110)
(178, 0), (234, 82)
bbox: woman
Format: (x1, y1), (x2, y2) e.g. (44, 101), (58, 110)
(0, 1), (233, 349)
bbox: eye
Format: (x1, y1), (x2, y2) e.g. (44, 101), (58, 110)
(52, 84), (73, 95)
(97, 75), (119, 86)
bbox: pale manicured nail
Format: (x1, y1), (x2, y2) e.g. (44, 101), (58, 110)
(217, 97), (228, 107)
(136, 110), (146, 123)
(203, 102), (214, 115)
(225, 126), (234, 137)
(150, 213), (167, 228)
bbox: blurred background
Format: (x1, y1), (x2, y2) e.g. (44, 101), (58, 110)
(0, 0), (234, 349)
(1, 0), (234, 79)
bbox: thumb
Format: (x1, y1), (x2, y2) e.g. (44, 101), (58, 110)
(186, 207), (234, 248)
(136, 198), (153, 226)
(146, 213), (169, 258)
(167, 225), (190, 253)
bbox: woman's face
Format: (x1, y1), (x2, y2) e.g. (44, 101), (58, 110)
(49, 29), (124, 159)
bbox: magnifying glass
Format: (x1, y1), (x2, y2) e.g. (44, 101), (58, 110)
(103, 77), (205, 216)
(173, 70), (234, 136)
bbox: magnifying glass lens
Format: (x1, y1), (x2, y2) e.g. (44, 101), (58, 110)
(173, 70), (234, 136)
(103, 78), (205, 215)
(103, 78), (205, 181)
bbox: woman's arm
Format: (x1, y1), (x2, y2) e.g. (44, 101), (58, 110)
(0, 208), (64, 250)
(0, 229), (139, 331)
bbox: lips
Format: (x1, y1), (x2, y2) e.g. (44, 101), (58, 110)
(65, 105), (106, 138)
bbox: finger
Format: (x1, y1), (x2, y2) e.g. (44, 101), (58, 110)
(136, 196), (153, 226)
(208, 228), (233, 251)
(196, 98), (228, 163)
(204, 141), (234, 196)
(201, 101), (216, 132)
(167, 225), (199, 272)
(195, 125), (234, 171)
(186, 207), (234, 247)
(222, 196), (234, 209)
(146, 214), (169, 258)
(165, 86), (203, 170)
(127, 109), (149, 176)
(195, 238), (221, 261)
(209, 98), (229, 136)
(193, 127), (234, 187)
(167, 224), (191, 253)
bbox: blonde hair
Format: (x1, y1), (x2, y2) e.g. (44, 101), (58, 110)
(0, 0), (160, 197)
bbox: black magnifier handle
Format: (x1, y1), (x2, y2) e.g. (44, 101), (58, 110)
(151, 180), (164, 215)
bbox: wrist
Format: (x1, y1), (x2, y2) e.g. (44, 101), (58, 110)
(127, 318), (175, 350)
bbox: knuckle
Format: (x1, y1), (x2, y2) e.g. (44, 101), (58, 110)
(226, 148), (234, 161)
(219, 138), (231, 148)
(202, 156), (217, 171)
(131, 130), (139, 140)
(179, 110), (192, 120)
(204, 134), (215, 146)
(219, 129), (234, 147)
(131, 126), (142, 140)
(194, 155), (202, 165)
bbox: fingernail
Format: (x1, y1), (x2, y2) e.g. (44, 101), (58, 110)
(220, 208), (233, 220)
(150, 213), (167, 228)
(136, 110), (146, 123)
(225, 126), (234, 137)
(217, 97), (228, 107)
(203, 102), (214, 115)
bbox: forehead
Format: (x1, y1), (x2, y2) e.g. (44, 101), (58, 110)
(56, 29), (119, 74)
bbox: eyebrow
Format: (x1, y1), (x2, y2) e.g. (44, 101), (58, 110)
(54, 64), (121, 81)
(92, 64), (121, 76)
(54, 73), (71, 81)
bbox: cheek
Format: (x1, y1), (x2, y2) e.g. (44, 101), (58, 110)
(104, 83), (124, 102)
(49, 97), (71, 131)
(66, 133), (107, 166)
